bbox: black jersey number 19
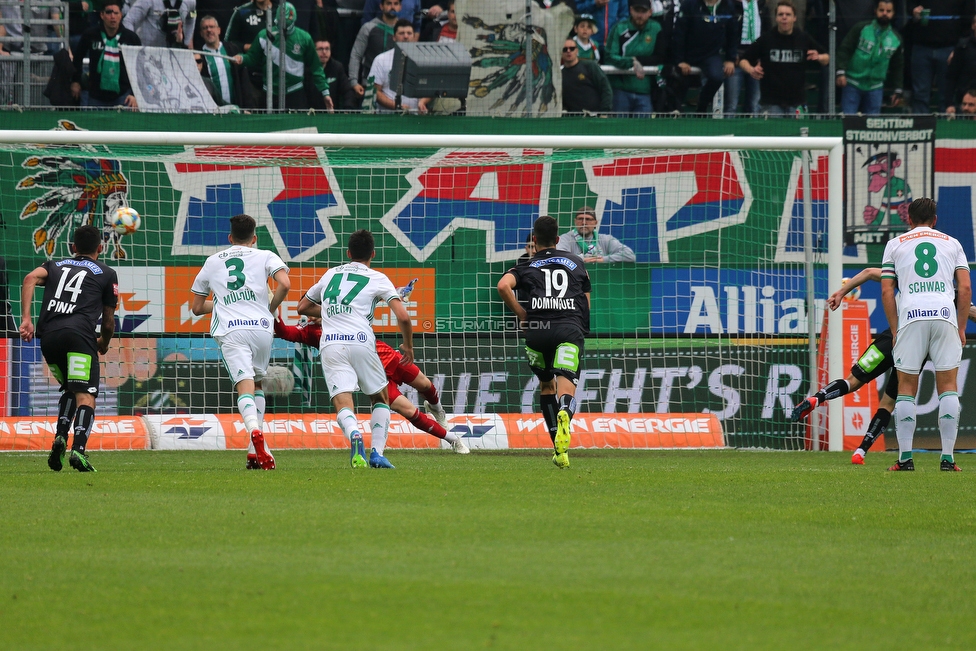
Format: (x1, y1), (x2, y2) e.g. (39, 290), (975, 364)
(541, 268), (568, 298)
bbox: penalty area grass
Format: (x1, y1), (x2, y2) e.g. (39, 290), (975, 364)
(1, 449), (974, 651)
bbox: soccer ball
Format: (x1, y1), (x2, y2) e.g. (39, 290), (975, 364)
(111, 207), (141, 236)
(841, 277), (861, 301)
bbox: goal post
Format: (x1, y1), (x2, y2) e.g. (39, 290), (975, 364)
(0, 128), (845, 451)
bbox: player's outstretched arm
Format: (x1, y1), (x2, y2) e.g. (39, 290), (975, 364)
(497, 273), (526, 325)
(269, 268), (291, 313)
(390, 297), (414, 366)
(826, 267), (882, 311)
(18, 265), (48, 342)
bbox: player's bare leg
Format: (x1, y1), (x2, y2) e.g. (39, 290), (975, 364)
(409, 371), (449, 430)
(367, 388), (395, 469)
(935, 368), (962, 471)
(332, 392), (367, 468)
(791, 375), (866, 422)
(237, 378), (274, 470)
(48, 391), (76, 471)
(852, 393), (895, 465)
(391, 394), (468, 453)
(67, 392), (98, 473)
(542, 375), (576, 469)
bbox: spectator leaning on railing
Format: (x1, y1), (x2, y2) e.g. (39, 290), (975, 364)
(561, 37), (613, 113)
(673, 0), (740, 113)
(836, 0), (903, 115)
(604, 0), (662, 115)
(946, 15), (976, 116)
(907, 0), (972, 113)
(739, 0), (826, 116)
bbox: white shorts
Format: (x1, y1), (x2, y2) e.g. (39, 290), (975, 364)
(320, 343), (387, 398)
(216, 329), (273, 385)
(894, 319), (962, 374)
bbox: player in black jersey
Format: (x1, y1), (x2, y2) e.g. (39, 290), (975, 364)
(498, 215), (591, 468)
(19, 226), (118, 473)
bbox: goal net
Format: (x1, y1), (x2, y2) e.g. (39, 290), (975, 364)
(0, 125), (843, 452)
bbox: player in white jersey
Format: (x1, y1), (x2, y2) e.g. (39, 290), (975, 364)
(297, 229), (414, 469)
(881, 198), (971, 472)
(190, 214), (291, 470)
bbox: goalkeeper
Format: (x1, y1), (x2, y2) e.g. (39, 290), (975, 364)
(790, 267), (976, 465)
(274, 315), (469, 454)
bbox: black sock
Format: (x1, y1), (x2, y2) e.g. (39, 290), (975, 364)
(558, 394), (576, 419)
(56, 393), (76, 438)
(540, 394), (559, 444)
(858, 408), (891, 453)
(72, 405), (95, 454)
(817, 379), (850, 403)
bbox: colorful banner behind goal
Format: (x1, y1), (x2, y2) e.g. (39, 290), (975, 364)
(2, 114), (976, 449)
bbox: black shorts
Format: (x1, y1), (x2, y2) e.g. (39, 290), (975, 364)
(40, 328), (100, 397)
(524, 325), (585, 384)
(850, 329), (894, 385)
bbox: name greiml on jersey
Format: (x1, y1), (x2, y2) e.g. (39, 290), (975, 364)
(326, 304), (354, 317)
(907, 280), (946, 294)
(223, 287), (256, 305)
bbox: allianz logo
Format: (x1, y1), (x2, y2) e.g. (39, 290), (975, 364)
(684, 284), (819, 334)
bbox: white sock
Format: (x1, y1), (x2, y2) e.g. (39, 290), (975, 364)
(894, 396), (916, 461)
(939, 392), (960, 459)
(238, 393), (259, 433)
(336, 408), (360, 441)
(254, 390), (266, 430)
(854, 447), (865, 457)
(371, 403), (391, 455)
(444, 431), (460, 443)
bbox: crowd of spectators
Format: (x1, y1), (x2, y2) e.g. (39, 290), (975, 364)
(3, 0), (976, 116)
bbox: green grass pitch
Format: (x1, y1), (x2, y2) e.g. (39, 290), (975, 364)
(2, 449), (974, 650)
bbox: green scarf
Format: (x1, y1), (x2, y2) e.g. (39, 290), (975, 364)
(204, 44), (235, 105)
(98, 32), (122, 94)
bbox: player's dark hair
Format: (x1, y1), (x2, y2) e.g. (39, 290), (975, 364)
(908, 198), (937, 225)
(533, 215), (558, 248)
(775, 0), (796, 13)
(348, 229), (375, 261)
(966, 88), (976, 97)
(73, 225), (101, 255)
(229, 214), (256, 242)
(394, 18), (413, 33)
(101, 1), (123, 12)
(874, 0), (892, 7)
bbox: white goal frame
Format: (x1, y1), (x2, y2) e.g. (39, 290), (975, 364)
(0, 130), (846, 450)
